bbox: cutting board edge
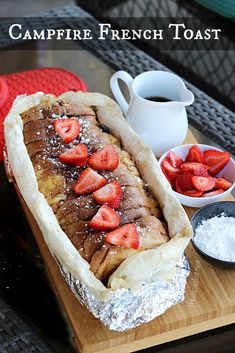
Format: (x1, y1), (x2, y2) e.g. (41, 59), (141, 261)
(74, 312), (235, 353)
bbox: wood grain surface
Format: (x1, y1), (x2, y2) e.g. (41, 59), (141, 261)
(16, 130), (235, 353)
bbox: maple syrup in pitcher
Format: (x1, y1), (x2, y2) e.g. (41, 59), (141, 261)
(144, 96), (171, 102)
(110, 70), (195, 156)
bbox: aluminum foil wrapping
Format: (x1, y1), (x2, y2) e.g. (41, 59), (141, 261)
(3, 148), (190, 331)
(58, 256), (190, 331)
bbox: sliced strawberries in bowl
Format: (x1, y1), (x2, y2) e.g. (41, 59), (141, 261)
(161, 156), (181, 189)
(162, 169), (179, 189)
(192, 176), (215, 192)
(186, 145), (205, 164)
(204, 150), (231, 176)
(167, 151), (184, 168)
(175, 172), (194, 193)
(180, 162), (209, 176)
(162, 158), (181, 175)
(214, 177), (233, 190)
(202, 189), (224, 198)
(183, 189), (203, 197)
(159, 143), (235, 207)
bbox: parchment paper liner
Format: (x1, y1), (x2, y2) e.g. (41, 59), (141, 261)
(4, 92), (192, 330)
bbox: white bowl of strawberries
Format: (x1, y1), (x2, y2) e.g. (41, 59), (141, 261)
(159, 144), (235, 208)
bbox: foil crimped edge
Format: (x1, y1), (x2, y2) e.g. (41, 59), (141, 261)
(57, 256), (190, 331)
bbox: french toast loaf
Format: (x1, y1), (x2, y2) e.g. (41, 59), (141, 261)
(21, 100), (169, 281)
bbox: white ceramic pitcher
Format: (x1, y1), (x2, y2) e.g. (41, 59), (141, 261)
(110, 70), (194, 157)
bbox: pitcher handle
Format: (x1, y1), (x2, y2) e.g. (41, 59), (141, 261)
(110, 71), (133, 116)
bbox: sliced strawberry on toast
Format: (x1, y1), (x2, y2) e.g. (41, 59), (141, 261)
(93, 181), (122, 208)
(167, 151), (183, 168)
(202, 189), (224, 197)
(192, 176), (215, 191)
(74, 167), (107, 195)
(90, 205), (120, 230)
(204, 150), (230, 176)
(53, 118), (80, 143)
(59, 144), (88, 165)
(89, 145), (119, 171)
(105, 224), (139, 249)
(180, 162), (209, 176)
(214, 177), (232, 190)
(186, 145), (205, 164)
(175, 172), (194, 193)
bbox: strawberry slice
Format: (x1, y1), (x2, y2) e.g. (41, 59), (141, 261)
(183, 189), (203, 197)
(193, 169), (209, 177)
(59, 144), (88, 165)
(167, 151), (183, 168)
(192, 176), (215, 191)
(53, 118), (80, 143)
(180, 162), (209, 176)
(105, 224), (139, 249)
(202, 189), (224, 197)
(161, 159), (181, 175)
(90, 205), (120, 230)
(93, 181), (122, 208)
(214, 177), (232, 190)
(168, 173), (179, 189)
(186, 145), (205, 164)
(204, 150), (230, 176)
(89, 145), (119, 171)
(162, 168), (178, 189)
(74, 167), (107, 195)
(175, 172), (194, 193)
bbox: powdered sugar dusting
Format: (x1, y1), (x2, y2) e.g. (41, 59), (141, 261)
(30, 106), (162, 259)
(194, 214), (235, 262)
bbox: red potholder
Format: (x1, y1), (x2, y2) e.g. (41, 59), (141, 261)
(0, 67), (88, 161)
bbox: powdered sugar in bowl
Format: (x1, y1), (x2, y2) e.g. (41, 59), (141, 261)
(191, 201), (235, 267)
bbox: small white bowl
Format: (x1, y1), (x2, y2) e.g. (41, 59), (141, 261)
(159, 144), (235, 208)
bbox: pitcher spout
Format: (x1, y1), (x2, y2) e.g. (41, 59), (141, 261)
(181, 88), (194, 106)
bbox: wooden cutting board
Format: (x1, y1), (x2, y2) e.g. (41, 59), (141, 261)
(15, 130), (235, 353)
